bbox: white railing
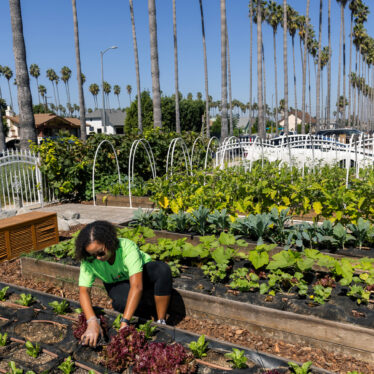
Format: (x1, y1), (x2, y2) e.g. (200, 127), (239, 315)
(0, 149), (55, 211)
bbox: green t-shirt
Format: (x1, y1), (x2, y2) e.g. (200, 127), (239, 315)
(78, 238), (152, 288)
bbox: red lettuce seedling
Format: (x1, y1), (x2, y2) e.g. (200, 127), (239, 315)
(73, 313), (108, 340)
(133, 342), (196, 374)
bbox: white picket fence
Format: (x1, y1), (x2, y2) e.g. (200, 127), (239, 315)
(0, 149), (55, 211)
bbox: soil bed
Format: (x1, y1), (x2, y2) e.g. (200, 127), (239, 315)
(0, 260), (373, 373)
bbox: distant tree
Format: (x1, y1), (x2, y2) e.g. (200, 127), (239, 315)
(113, 84), (121, 108)
(29, 64), (41, 104)
(126, 84), (132, 104)
(3, 66), (14, 109)
(103, 81), (111, 109)
(46, 68), (58, 107)
(0, 98), (7, 152)
(60, 66), (72, 105)
(89, 83), (100, 108)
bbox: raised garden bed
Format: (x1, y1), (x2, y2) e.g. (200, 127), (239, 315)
(95, 194), (155, 208)
(0, 283), (330, 374)
(18, 256), (374, 364)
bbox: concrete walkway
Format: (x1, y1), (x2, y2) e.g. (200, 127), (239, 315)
(34, 203), (138, 226)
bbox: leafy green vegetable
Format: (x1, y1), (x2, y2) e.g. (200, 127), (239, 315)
(137, 320), (157, 340)
(7, 361), (23, 374)
(15, 293), (35, 306)
(188, 334), (209, 358)
(225, 348), (248, 369)
(58, 356), (75, 374)
(48, 300), (69, 315)
(0, 286), (9, 301)
(288, 360), (313, 374)
(25, 341), (41, 358)
(0, 333), (8, 346)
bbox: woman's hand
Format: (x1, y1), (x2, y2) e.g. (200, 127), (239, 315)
(81, 317), (103, 347)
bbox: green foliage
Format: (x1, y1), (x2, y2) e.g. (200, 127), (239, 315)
(347, 284), (370, 304)
(201, 261), (228, 283)
(15, 293), (35, 306)
(48, 300), (69, 315)
(332, 223), (355, 250)
(248, 244), (276, 269)
(58, 356), (75, 374)
(25, 341), (41, 358)
(230, 268), (259, 292)
(190, 206), (210, 235)
(0, 286), (9, 301)
(207, 209), (230, 233)
(137, 320), (157, 340)
(188, 334), (208, 358)
(224, 348), (248, 369)
(112, 314), (122, 331)
(7, 361), (23, 374)
(167, 211), (191, 233)
(347, 218), (371, 249)
(0, 333), (8, 346)
(311, 285), (332, 305)
(288, 361), (313, 374)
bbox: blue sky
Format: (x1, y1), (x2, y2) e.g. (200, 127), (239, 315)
(1, 0), (374, 117)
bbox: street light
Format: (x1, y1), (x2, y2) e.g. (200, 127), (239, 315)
(100, 45), (118, 134)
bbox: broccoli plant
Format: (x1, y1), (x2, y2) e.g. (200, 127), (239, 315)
(15, 293), (35, 306)
(58, 356), (75, 374)
(288, 361), (313, 374)
(224, 348), (248, 369)
(188, 334), (208, 358)
(48, 300), (69, 315)
(137, 320), (157, 340)
(0, 332), (8, 346)
(25, 341), (40, 358)
(0, 286), (9, 301)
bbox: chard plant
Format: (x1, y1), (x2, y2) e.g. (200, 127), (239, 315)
(0, 286), (9, 301)
(137, 320), (157, 340)
(15, 293), (35, 306)
(288, 360), (313, 374)
(25, 341), (41, 358)
(0, 332), (8, 346)
(224, 348), (248, 369)
(58, 356), (75, 374)
(7, 361), (23, 374)
(188, 334), (208, 358)
(48, 300), (69, 315)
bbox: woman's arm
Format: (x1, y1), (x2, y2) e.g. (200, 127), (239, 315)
(79, 286), (96, 319)
(120, 272), (143, 329)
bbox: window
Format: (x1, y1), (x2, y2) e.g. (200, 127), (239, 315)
(97, 129), (102, 134)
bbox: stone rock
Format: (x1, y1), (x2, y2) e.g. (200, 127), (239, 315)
(0, 210), (17, 219)
(61, 210), (80, 220)
(57, 217), (70, 232)
(67, 219), (81, 228)
(16, 207), (32, 215)
(77, 218), (94, 225)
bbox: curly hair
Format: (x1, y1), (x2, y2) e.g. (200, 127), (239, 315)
(75, 220), (119, 261)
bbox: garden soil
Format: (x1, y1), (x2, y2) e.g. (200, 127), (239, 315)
(0, 259), (373, 373)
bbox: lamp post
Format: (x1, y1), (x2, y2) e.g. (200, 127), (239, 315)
(100, 46), (118, 134)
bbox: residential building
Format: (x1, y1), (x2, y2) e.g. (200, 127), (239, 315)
(85, 109), (126, 135)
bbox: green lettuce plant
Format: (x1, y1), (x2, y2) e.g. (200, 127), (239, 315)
(0, 286), (9, 301)
(288, 360), (313, 374)
(0, 333), (8, 346)
(188, 334), (208, 358)
(225, 348), (247, 369)
(58, 356), (75, 374)
(137, 320), (157, 340)
(25, 341), (40, 358)
(15, 293), (35, 306)
(49, 300), (69, 315)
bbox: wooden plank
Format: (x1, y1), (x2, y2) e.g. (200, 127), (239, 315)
(0, 212), (56, 230)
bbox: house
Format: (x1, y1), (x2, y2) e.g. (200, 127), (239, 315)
(278, 109), (316, 132)
(85, 109), (126, 135)
(5, 108), (87, 143)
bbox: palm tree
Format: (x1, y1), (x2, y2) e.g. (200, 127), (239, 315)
(301, 2), (310, 134)
(129, 0), (142, 133)
(172, 0), (181, 134)
(46, 68), (58, 108)
(256, 0), (264, 139)
(9, 0), (37, 149)
(113, 84), (121, 108)
(29, 64), (41, 105)
(198, 0), (210, 138)
(287, 5), (299, 119)
(0, 99), (6, 152)
(226, 29), (233, 136)
(148, 0), (162, 128)
(249, 0), (254, 136)
(89, 83), (99, 109)
(60, 66), (72, 105)
(126, 84), (132, 104)
(327, 0), (331, 126)
(220, 0), (228, 140)
(103, 81), (111, 109)
(0, 65), (3, 99)
(38, 84), (47, 111)
(266, 1), (282, 135)
(282, 0), (288, 134)
(3, 66), (14, 110)
(315, 0), (323, 132)
(54, 74), (61, 108)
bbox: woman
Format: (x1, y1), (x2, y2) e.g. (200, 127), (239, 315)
(75, 220), (172, 347)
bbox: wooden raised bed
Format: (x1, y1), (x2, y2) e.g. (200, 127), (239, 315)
(20, 257), (374, 364)
(95, 193), (155, 208)
(0, 212), (58, 262)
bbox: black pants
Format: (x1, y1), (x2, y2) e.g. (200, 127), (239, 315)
(103, 261), (172, 313)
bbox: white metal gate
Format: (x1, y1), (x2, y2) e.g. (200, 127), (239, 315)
(0, 150), (47, 211)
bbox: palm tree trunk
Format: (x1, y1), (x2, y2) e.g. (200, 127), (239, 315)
(302, 0), (310, 134)
(256, 1), (264, 138)
(348, 12), (353, 127)
(0, 106), (6, 151)
(292, 36), (297, 120)
(262, 43), (267, 136)
(227, 34), (233, 136)
(327, 0), (331, 127)
(315, 0), (323, 132)
(148, 0), (162, 128)
(117, 95), (121, 108)
(9, 0), (37, 149)
(282, 0), (288, 134)
(336, 3), (343, 123)
(129, 0), (142, 133)
(220, 0), (228, 140)
(308, 54), (312, 132)
(249, 0), (253, 136)
(198, 0), (210, 138)
(172, 0), (180, 134)
(273, 29), (279, 135)
(36, 77), (41, 105)
(72, 0), (87, 141)
(342, 3), (346, 123)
